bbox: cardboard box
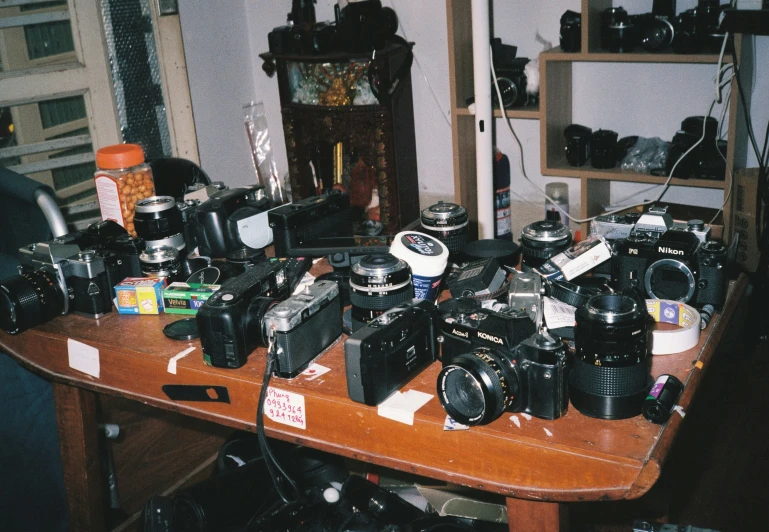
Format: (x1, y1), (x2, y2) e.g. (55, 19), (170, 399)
(730, 168), (761, 273)
(115, 277), (166, 314)
(163, 282), (220, 315)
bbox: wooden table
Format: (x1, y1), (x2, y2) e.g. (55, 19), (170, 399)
(0, 274), (749, 532)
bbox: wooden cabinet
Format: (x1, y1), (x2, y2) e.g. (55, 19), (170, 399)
(446, 0), (741, 239)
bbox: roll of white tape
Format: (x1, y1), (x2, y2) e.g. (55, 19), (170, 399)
(646, 299), (701, 355)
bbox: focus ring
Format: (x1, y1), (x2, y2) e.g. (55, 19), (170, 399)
(570, 358), (649, 396)
(349, 287), (413, 311)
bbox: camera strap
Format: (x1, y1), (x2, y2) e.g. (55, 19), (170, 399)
(367, 35), (413, 104)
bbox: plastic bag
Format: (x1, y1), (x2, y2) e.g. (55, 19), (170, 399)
(620, 136), (670, 174)
(244, 101), (286, 204)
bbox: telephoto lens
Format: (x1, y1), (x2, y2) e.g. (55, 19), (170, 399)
(134, 196), (186, 253)
(520, 220), (572, 271)
(349, 254), (413, 332)
(139, 246), (182, 281)
(0, 269), (65, 334)
(420, 201), (469, 255)
(570, 291), (652, 420)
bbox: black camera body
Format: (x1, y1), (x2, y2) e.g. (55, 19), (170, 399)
(78, 220), (144, 288)
(613, 229), (728, 309)
(493, 58), (531, 109)
(263, 280), (342, 378)
(667, 116), (726, 180)
(437, 298), (536, 364)
(438, 330), (569, 424)
(196, 261), (289, 368)
(336, 0), (398, 53)
(268, 191), (352, 257)
(345, 299), (437, 406)
(195, 186), (274, 258)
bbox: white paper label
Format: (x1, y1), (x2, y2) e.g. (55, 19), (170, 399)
(544, 297), (577, 329)
(67, 339), (100, 378)
(265, 387), (306, 429)
(300, 363), (330, 381)
(94, 175), (124, 226)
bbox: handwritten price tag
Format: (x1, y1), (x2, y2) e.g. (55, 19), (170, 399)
(265, 387), (306, 430)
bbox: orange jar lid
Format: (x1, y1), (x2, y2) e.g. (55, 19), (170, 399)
(95, 143), (145, 169)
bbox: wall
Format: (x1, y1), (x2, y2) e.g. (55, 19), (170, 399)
(180, 1), (768, 225)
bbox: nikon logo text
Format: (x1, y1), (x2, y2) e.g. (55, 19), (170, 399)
(477, 332), (504, 344)
(451, 329), (469, 338)
(658, 246), (685, 255)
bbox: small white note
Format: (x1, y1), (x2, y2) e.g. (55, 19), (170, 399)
(67, 339), (100, 378)
(301, 363), (331, 381)
(265, 387), (307, 429)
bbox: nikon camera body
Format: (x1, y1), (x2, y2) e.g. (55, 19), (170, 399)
(196, 261), (289, 368)
(345, 299), (437, 406)
(263, 280), (342, 378)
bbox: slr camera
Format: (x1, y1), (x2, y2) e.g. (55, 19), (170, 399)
(76, 219), (144, 288)
(437, 298), (536, 363)
(195, 186), (275, 258)
(0, 239), (114, 335)
(196, 261), (290, 368)
(667, 116), (727, 180)
(438, 328), (569, 425)
(345, 299), (437, 406)
(263, 280), (342, 378)
(612, 206), (727, 309)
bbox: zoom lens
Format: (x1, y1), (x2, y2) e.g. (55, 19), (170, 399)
(139, 246), (181, 280)
(349, 254), (413, 332)
(520, 220), (572, 271)
(571, 292), (651, 419)
(438, 347), (520, 426)
(0, 268), (65, 334)
(420, 201), (469, 255)
(134, 196), (186, 253)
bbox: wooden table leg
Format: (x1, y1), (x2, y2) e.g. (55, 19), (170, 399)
(52, 383), (105, 532)
(506, 497), (569, 532)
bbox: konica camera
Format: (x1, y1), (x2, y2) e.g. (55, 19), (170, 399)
(268, 190), (353, 257)
(263, 280), (342, 378)
(196, 261), (290, 368)
(437, 298), (536, 363)
(195, 185), (275, 258)
(612, 207), (727, 309)
(0, 239), (113, 334)
(345, 299), (437, 406)
(438, 328), (569, 424)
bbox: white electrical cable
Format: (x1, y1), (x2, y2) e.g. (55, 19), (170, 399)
(491, 31), (734, 226)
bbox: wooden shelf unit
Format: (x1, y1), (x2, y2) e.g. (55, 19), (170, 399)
(446, 0), (741, 240)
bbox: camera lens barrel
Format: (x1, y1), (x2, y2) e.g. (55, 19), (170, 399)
(139, 246), (181, 280)
(350, 254), (413, 332)
(420, 201), (469, 255)
(134, 196), (186, 252)
(0, 269), (65, 334)
(520, 220), (572, 271)
(571, 293), (651, 419)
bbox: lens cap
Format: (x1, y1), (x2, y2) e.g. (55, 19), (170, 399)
(163, 318), (199, 341)
(187, 266), (221, 285)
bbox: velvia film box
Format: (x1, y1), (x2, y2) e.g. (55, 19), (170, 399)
(115, 277), (166, 315)
(163, 282), (220, 315)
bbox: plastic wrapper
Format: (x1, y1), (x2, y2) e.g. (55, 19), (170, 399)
(620, 137), (669, 174)
(244, 101), (286, 204)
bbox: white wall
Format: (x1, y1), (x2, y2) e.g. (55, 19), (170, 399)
(180, 1), (768, 225)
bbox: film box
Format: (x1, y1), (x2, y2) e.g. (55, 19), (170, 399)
(115, 277), (166, 315)
(163, 282), (220, 315)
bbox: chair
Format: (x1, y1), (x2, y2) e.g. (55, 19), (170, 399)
(0, 166), (69, 532)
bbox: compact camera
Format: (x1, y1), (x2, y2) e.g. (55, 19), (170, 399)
(263, 280), (342, 378)
(196, 261), (290, 368)
(437, 298), (536, 363)
(612, 207), (727, 309)
(0, 239), (113, 334)
(268, 191), (353, 257)
(345, 299), (437, 406)
(196, 186), (275, 258)
(438, 329), (569, 424)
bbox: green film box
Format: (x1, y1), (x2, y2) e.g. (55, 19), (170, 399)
(162, 282), (220, 315)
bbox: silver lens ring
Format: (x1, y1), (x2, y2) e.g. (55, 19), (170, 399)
(521, 221), (571, 243)
(585, 294), (639, 323)
(135, 196), (177, 214)
(644, 258), (696, 303)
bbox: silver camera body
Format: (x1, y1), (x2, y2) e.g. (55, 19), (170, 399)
(591, 206), (711, 244)
(263, 280), (342, 378)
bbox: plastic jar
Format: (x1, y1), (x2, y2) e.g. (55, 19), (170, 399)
(94, 144), (155, 237)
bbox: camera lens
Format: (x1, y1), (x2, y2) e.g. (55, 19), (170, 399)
(350, 254), (413, 332)
(0, 269), (65, 334)
(570, 292), (651, 419)
(520, 220), (572, 271)
(139, 246), (181, 280)
(134, 196), (186, 253)
(438, 347), (520, 426)
(640, 16), (675, 51)
(420, 201), (469, 255)
(591, 129), (619, 169)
